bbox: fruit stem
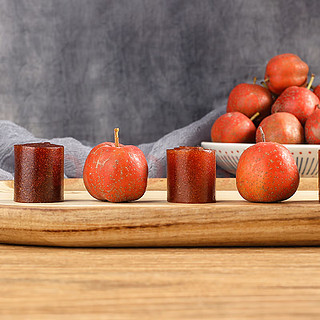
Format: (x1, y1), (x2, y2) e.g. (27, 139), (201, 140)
(258, 126), (266, 142)
(253, 77), (257, 85)
(260, 81), (268, 89)
(307, 74), (315, 90)
(264, 78), (269, 82)
(250, 112), (260, 121)
(114, 128), (120, 147)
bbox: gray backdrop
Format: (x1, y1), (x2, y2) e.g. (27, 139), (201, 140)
(0, 0), (319, 145)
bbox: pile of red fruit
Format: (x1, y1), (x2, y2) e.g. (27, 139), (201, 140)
(211, 53), (320, 144)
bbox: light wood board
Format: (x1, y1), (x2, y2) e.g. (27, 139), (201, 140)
(1, 246), (320, 319)
(0, 179), (319, 247)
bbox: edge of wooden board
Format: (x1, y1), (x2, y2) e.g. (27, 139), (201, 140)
(0, 178), (319, 247)
(1, 177), (318, 192)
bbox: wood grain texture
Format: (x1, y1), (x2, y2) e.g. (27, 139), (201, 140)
(0, 245), (320, 319)
(147, 177), (318, 191)
(3, 177), (317, 191)
(0, 178), (319, 247)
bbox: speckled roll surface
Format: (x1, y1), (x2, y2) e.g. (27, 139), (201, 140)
(14, 142), (64, 203)
(167, 147), (216, 204)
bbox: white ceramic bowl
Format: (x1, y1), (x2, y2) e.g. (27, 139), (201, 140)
(201, 142), (320, 177)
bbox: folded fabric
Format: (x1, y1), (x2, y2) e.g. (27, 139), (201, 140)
(0, 104), (232, 180)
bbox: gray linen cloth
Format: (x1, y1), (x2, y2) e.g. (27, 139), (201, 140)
(0, 105), (231, 180)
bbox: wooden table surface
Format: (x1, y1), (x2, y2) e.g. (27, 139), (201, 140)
(1, 178), (320, 319)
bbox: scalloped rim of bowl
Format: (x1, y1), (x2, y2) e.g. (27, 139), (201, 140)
(201, 142), (320, 152)
(201, 142), (320, 177)
(201, 141), (320, 150)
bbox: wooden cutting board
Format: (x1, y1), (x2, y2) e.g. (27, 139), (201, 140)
(0, 178), (319, 247)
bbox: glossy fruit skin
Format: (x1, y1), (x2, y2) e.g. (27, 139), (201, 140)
(211, 112), (256, 143)
(227, 83), (273, 121)
(236, 142), (299, 202)
(265, 53), (309, 95)
(271, 86), (319, 125)
(305, 108), (320, 144)
(314, 84), (320, 100)
(83, 142), (148, 202)
(256, 112), (304, 144)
